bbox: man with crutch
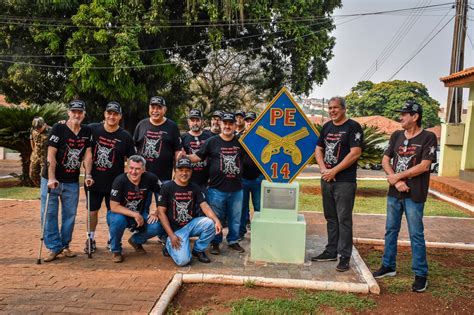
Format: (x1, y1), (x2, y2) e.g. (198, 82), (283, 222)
(37, 100), (94, 263)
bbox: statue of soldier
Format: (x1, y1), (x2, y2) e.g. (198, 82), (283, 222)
(29, 117), (50, 187)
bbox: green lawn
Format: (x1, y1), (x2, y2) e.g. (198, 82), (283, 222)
(0, 186), (40, 200)
(298, 179), (470, 218)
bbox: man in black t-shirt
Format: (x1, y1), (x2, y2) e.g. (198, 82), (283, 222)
(108, 155), (163, 263)
(85, 101), (136, 253)
(234, 110), (246, 136)
(187, 112), (245, 255)
(181, 109), (211, 188)
(205, 110), (222, 136)
(312, 96), (363, 272)
(372, 101), (437, 293)
(154, 158), (222, 266)
(40, 100), (94, 262)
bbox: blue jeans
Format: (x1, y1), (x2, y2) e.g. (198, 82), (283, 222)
(207, 188), (243, 245)
(40, 177), (79, 253)
(166, 217), (215, 266)
(383, 196), (428, 277)
(240, 175), (263, 236)
(107, 211), (164, 253)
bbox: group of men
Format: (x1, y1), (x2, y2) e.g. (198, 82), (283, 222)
(37, 95), (436, 293)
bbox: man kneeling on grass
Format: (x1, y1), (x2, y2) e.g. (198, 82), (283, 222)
(154, 157), (222, 266)
(109, 155), (163, 263)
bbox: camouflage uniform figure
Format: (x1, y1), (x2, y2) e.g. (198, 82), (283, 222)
(29, 117), (50, 186)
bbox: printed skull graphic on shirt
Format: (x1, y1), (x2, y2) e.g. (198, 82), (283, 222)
(64, 145), (83, 170)
(125, 198), (141, 212)
(221, 153), (240, 175)
(324, 139), (341, 165)
(95, 144), (113, 169)
(142, 136), (161, 159)
(191, 147), (206, 168)
(395, 153), (415, 173)
(174, 199), (193, 223)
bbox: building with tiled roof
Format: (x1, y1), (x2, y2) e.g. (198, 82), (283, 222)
(351, 115), (401, 135)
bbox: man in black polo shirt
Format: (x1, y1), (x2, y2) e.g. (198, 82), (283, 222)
(108, 155), (163, 263)
(312, 96), (363, 272)
(40, 100), (93, 262)
(181, 109), (211, 188)
(86, 101), (136, 253)
(186, 112), (245, 255)
(155, 157), (222, 266)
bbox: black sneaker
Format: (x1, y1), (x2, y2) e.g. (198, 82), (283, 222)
(83, 238), (96, 254)
(372, 265), (397, 279)
(336, 256), (350, 272)
(210, 243), (221, 255)
(106, 239), (111, 251)
(162, 246), (170, 257)
(311, 250), (337, 262)
(192, 250), (211, 263)
(412, 276), (428, 293)
(228, 243), (245, 253)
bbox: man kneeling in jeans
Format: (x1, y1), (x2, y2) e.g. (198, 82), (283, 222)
(155, 157), (222, 266)
(109, 155), (163, 263)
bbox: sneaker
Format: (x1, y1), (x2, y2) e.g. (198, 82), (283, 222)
(43, 249), (63, 262)
(228, 243), (245, 253)
(83, 238), (96, 254)
(192, 250), (211, 263)
(311, 250), (337, 262)
(162, 246), (170, 257)
(412, 276), (428, 293)
(336, 256), (350, 272)
(106, 239), (111, 250)
(128, 237), (147, 254)
(373, 265), (397, 279)
(62, 248), (77, 258)
(210, 243), (221, 255)
(112, 252), (123, 263)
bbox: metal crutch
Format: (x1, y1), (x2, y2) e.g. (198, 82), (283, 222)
(86, 186), (92, 259)
(36, 188), (51, 264)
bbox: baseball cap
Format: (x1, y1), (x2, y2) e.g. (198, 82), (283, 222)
(69, 100), (86, 111)
(188, 109), (202, 119)
(149, 96), (166, 106)
(212, 110), (222, 118)
(105, 101), (122, 114)
(176, 157), (192, 169)
(395, 101), (422, 114)
(32, 117), (45, 130)
(234, 110), (245, 117)
(244, 111), (257, 121)
(221, 112), (236, 122)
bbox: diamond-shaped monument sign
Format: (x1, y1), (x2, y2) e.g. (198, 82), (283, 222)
(240, 87), (319, 183)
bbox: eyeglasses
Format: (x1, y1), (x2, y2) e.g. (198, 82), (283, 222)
(403, 139), (409, 152)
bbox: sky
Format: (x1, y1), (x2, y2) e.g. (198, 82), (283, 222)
(309, 0), (473, 108)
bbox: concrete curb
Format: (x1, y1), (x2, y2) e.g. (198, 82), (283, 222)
(353, 237), (474, 250)
(428, 188), (474, 212)
(149, 273), (183, 315)
(351, 246), (380, 294)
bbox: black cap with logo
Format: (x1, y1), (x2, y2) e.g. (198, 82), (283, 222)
(176, 157), (193, 169)
(234, 110), (245, 117)
(395, 101), (423, 114)
(244, 111), (257, 121)
(212, 110), (222, 118)
(221, 112), (236, 122)
(69, 100), (86, 111)
(188, 109), (203, 119)
(105, 101), (122, 114)
(149, 96), (166, 106)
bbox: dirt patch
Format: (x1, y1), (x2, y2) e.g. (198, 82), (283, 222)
(170, 245), (474, 314)
(0, 177), (21, 188)
(301, 185), (387, 197)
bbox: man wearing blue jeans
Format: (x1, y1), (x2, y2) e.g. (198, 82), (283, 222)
(187, 112), (245, 255)
(40, 100), (93, 262)
(108, 155), (163, 263)
(373, 101), (437, 293)
(155, 157), (222, 266)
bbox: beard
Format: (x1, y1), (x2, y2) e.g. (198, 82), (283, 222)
(190, 125), (201, 132)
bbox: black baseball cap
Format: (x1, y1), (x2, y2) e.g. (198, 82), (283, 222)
(244, 111), (257, 121)
(149, 96), (166, 106)
(188, 109), (202, 119)
(395, 101), (423, 114)
(176, 157), (192, 169)
(212, 110), (222, 118)
(221, 112), (236, 122)
(69, 100), (86, 111)
(234, 110), (245, 117)
(105, 101), (122, 114)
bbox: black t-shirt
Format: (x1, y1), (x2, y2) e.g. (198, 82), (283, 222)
(196, 135), (243, 192)
(110, 172), (161, 214)
(317, 119), (363, 182)
(89, 123), (136, 192)
(385, 130), (437, 203)
(133, 118), (182, 181)
(182, 131), (211, 187)
(42, 123), (92, 183)
(157, 181), (206, 231)
(243, 153), (262, 180)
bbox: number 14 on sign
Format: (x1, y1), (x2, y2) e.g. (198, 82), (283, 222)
(271, 163), (290, 179)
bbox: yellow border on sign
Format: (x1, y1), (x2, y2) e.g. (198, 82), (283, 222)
(239, 87), (320, 183)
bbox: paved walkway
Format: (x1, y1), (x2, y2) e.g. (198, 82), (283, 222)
(1, 193), (473, 313)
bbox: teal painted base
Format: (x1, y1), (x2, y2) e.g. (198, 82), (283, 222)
(250, 212), (306, 264)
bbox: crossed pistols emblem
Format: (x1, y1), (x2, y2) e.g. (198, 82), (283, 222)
(256, 126), (309, 164)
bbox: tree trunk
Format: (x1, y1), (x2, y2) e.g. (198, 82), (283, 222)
(19, 149), (33, 187)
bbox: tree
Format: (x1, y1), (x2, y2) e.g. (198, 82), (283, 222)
(0, 102), (67, 186)
(0, 1), (341, 132)
(345, 80), (441, 128)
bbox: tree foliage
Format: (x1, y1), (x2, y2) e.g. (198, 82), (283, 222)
(0, 0), (341, 132)
(345, 80), (441, 128)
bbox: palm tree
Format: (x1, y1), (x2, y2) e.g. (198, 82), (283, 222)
(0, 102), (67, 186)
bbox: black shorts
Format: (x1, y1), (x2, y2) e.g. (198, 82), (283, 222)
(87, 190), (111, 212)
